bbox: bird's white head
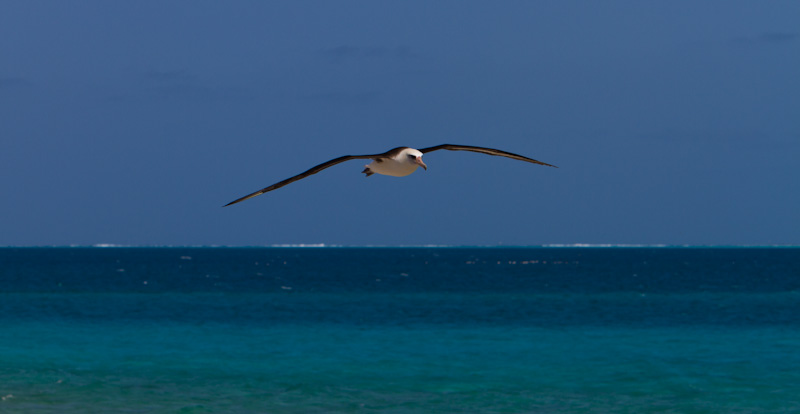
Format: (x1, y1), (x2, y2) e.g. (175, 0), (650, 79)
(403, 148), (427, 171)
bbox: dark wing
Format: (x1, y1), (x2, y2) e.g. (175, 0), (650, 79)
(418, 144), (557, 168)
(224, 151), (393, 206)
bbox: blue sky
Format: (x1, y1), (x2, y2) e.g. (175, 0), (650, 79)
(1, 1), (798, 246)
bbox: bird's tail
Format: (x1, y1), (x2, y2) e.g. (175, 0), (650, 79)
(362, 167), (374, 177)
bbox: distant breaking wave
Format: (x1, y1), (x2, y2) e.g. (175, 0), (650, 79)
(543, 244), (671, 248)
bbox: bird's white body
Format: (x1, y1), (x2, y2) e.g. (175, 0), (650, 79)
(364, 148), (425, 177)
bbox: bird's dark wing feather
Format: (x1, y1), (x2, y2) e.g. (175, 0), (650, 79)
(418, 144), (557, 168)
(224, 151), (394, 206)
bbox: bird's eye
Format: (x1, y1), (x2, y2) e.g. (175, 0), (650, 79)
(408, 154), (417, 159)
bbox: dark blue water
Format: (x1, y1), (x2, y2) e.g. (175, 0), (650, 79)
(1, 247), (799, 412)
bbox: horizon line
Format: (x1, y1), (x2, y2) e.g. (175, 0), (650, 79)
(2, 243), (799, 249)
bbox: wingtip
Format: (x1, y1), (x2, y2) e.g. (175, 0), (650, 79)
(533, 158), (558, 168)
(223, 190), (267, 207)
(223, 196), (246, 207)
(223, 198), (246, 207)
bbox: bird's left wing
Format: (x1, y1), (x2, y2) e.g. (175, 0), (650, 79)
(418, 144), (557, 168)
(224, 151), (392, 206)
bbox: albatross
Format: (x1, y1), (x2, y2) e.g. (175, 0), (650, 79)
(224, 144), (556, 206)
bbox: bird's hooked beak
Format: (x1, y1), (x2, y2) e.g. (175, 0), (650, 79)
(415, 156), (427, 171)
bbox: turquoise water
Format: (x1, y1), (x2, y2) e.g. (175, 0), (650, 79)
(1, 247), (799, 412)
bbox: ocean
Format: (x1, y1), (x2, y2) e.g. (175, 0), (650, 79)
(1, 247), (799, 413)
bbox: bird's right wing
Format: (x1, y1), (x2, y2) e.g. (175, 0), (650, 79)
(224, 150), (395, 206)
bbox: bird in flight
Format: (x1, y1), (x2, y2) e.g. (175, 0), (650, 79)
(224, 144), (556, 206)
